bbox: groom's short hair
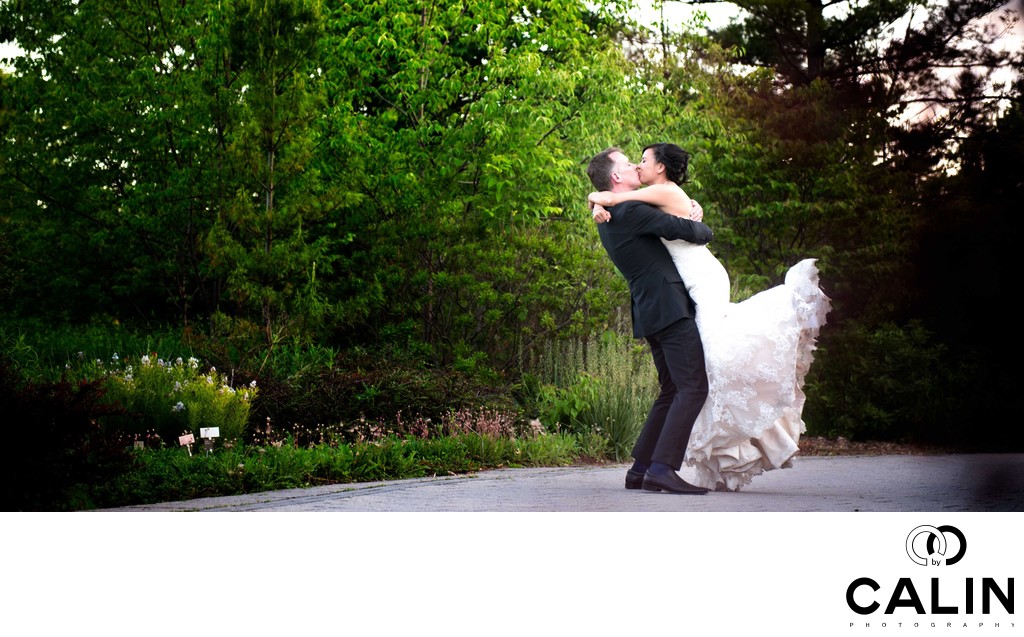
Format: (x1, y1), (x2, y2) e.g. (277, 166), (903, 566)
(586, 147), (622, 192)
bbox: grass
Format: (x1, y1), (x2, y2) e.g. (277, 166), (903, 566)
(0, 321), (192, 382)
(62, 432), (584, 510)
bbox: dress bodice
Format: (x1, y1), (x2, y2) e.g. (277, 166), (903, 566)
(660, 239), (730, 335)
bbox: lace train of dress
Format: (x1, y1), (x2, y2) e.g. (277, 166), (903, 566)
(662, 240), (831, 491)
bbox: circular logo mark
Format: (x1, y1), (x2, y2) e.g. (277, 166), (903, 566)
(906, 525), (966, 566)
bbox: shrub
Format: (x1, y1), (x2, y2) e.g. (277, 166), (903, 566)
(803, 321), (969, 444)
(247, 351), (518, 444)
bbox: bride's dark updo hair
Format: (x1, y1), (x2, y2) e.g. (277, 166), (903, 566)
(643, 142), (690, 185)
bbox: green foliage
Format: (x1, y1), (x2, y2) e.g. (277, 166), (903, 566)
(0, 340), (589, 510)
(534, 374), (601, 435)
(0, 222), (13, 303)
(574, 431), (612, 462)
(2, 0), (232, 322)
(0, 0), (347, 337)
(2, 0), (1021, 468)
(0, 320), (191, 382)
(313, 0), (642, 367)
(0, 0), (652, 370)
(208, 0), (338, 345)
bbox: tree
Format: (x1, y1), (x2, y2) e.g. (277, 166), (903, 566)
(0, 0), (339, 348)
(676, 1), (1022, 173)
(203, 0), (338, 353)
(609, 5), (905, 307)
(310, 0), (661, 368)
(904, 75), (1023, 447)
(0, 0), (237, 323)
(0, 0), (658, 370)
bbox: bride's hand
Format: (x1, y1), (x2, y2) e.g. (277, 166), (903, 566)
(592, 203), (611, 224)
(689, 199), (704, 222)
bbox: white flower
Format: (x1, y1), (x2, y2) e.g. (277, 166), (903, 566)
(188, 357), (199, 369)
(172, 402), (185, 412)
(141, 355), (151, 366)
(173, 381), (182, 392)
(250, 380), (257, 388)
(176, 357), (183, 366)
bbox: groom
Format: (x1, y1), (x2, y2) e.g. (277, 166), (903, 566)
(586, 147), (711, 495)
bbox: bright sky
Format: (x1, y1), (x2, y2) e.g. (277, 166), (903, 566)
(635, 0), (745, 31)
(0, 41), (19, 71)
(640, 0), (1023, 38)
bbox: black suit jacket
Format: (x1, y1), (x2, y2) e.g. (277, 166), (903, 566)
(597, 200), (714, 338)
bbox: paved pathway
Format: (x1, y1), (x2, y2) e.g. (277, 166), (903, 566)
(104, 453), (1024, 512)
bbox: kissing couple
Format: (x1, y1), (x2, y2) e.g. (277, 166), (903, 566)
(586, 143), (830, 493)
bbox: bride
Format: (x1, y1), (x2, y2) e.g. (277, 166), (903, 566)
(589, 142), (830, 491)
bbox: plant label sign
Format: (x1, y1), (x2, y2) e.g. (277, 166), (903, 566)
(178, 433), (195, 446)
(200, 427), (220, 439)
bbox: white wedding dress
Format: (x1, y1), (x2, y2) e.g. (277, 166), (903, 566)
(663, 239), (831, 491)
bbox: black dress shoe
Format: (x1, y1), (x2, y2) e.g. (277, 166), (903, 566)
(642, 470), (708, 494)
(625, 469), (645, 490)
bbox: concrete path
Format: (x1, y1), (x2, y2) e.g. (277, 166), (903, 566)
(103, 453), (1024, 512)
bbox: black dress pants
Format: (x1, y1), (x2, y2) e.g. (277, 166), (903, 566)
(631, 317), (709, 470)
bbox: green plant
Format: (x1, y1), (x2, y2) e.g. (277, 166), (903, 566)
(66, 353), (256, 445)
(574, 432), (611, 462)
(534, 373), (601, 436)
(526, 333), (657, 460)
